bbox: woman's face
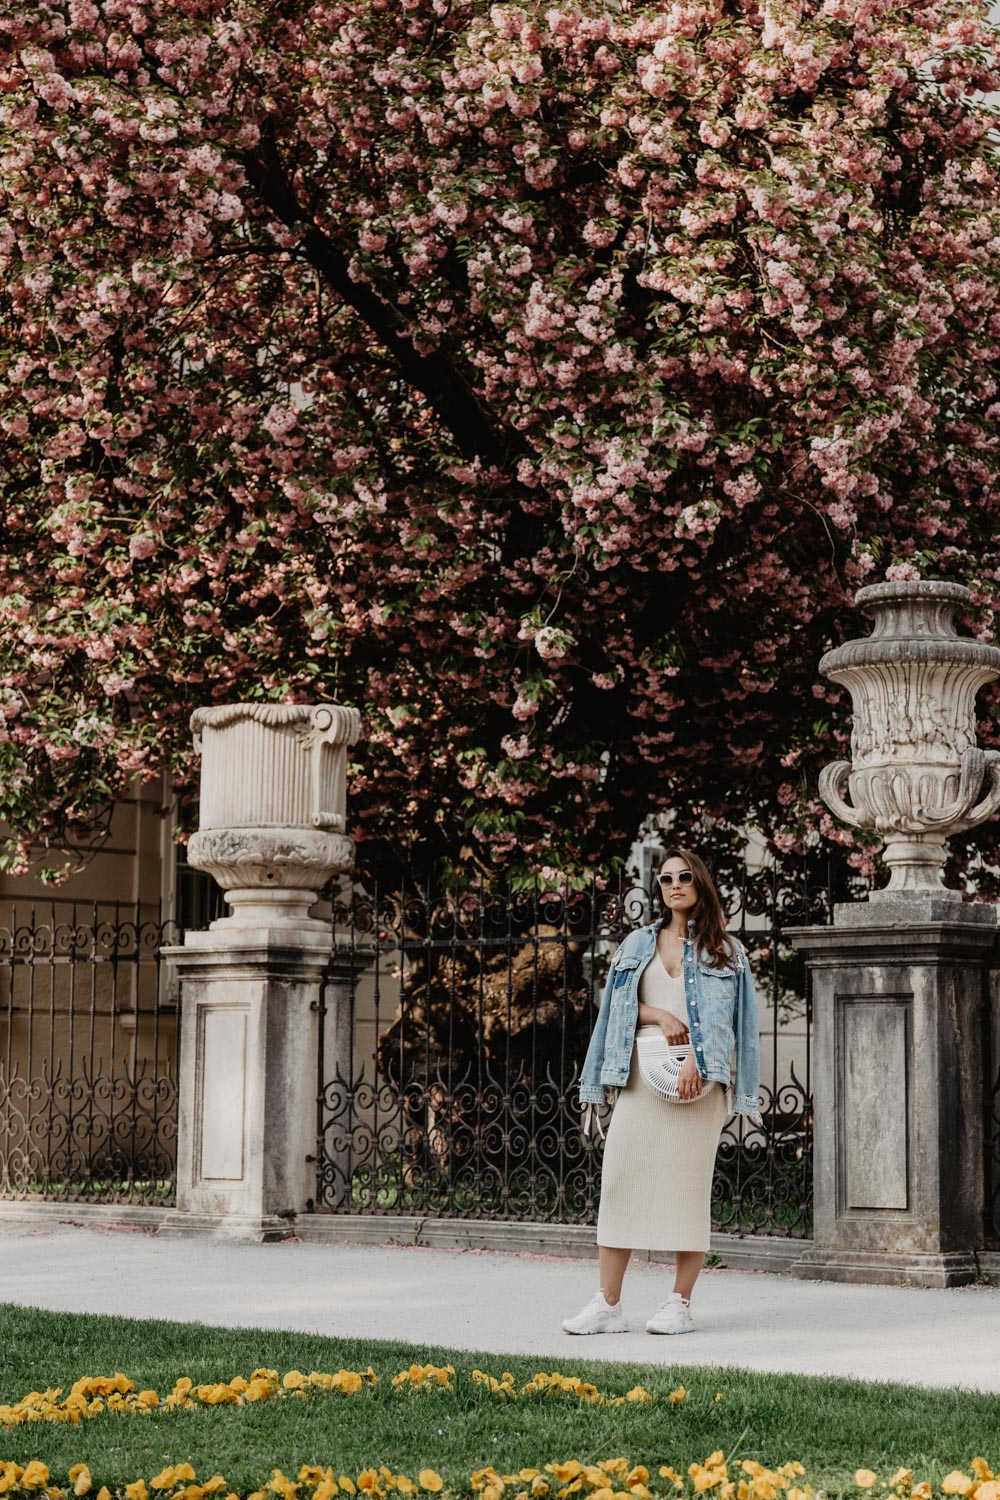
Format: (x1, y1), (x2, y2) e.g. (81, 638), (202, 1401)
(659, 855), (700, 921)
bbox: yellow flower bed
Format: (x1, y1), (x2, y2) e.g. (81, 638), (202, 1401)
(853, 1465), (1000, 1500)
(392, 1367), (456, 1393)
(0, 1455), (997, 1500)
(0, 1369), (655, 1429)
(0, 1372), (378, 1430)
(473, 1372), (655, 1408)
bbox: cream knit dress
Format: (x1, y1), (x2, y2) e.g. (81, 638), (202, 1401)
(596, 955), (727, 1252)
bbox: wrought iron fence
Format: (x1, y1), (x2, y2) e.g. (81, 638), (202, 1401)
(316, 860), (838, 1235)
(0, 903), (179, 1203)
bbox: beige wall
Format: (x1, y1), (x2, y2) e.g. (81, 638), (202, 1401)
(0, 775), (174, 921)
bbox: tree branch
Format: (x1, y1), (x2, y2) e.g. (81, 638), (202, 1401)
(240, 125), (529, 472)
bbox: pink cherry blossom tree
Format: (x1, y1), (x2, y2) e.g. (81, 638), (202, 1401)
(2, 0), (1000, 882)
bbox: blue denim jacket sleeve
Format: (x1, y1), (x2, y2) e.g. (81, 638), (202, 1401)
(733, 947), (761, 1119)
(578, 963), (614, 1105)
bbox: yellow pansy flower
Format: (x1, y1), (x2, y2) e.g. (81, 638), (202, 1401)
(942, 1477), (974, 1496)
(266, 1474), (298, 1500)
(854, 1475), (878, 1491)
(418, 1475), (443, 1494)
(697, 1473), (725, 1494)
(244, 1380), (274, 1403)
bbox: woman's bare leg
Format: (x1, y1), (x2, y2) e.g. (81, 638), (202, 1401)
(598, 1246), (632, 1304)
(673, 1250), (705, 1302)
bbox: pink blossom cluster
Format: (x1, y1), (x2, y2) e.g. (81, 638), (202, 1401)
(0, 0), (999, 880)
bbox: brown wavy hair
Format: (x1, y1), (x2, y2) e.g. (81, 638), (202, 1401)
(656, 846), (735, 969)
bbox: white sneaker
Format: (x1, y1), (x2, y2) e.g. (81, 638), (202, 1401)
(562, 1289), (628, 1335)
(646, 1292), (696, 1334)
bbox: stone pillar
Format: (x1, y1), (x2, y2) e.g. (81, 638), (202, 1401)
(790, 900), (996, 1286)
(789, 581), (1000, 1286)
(159, 703), (361, 1241)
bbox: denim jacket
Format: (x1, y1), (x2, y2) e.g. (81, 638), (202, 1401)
(578, 919), (761, 1120)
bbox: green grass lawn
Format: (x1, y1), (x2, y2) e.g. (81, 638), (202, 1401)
(0, 1304), (995, 1498)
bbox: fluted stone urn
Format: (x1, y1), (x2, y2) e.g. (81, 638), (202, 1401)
(187, 703), (361, 929)
(819, 581), (1000, 896)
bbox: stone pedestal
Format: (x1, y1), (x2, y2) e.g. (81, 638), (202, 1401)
(157, 924), (330, 1241)
(158, 700), (361, 1239)
(789, 898), (998, 1286)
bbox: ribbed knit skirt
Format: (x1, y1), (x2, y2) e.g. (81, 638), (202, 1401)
(596, 1027), (727, 1252)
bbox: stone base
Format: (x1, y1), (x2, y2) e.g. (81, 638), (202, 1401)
(788, 915), (997, 1294)
(834, 895), (998, 928)
(793, 1245), (978, 1288)
(162, 930), (331, 1230)
(156, 1211), (296, 1243)
(291, 1215), (806, 1274)
(166, 924), (332, 956)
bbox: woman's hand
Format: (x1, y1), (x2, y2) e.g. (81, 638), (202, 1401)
(677, 1052), (703, 1101)
(653, 1008), (689, 1046)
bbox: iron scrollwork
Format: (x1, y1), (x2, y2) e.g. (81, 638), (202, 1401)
(317, 860), (834, 1236)
(0, 906), (180, 1204)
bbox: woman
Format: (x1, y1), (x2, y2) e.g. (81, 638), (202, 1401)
(563, 847), (760, 1336)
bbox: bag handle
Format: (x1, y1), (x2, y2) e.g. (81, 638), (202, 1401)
(581, 1103), (605, 1142)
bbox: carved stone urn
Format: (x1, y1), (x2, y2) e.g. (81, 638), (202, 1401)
(819, 581), (1000, 896)
(187, 703), (361, 929)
